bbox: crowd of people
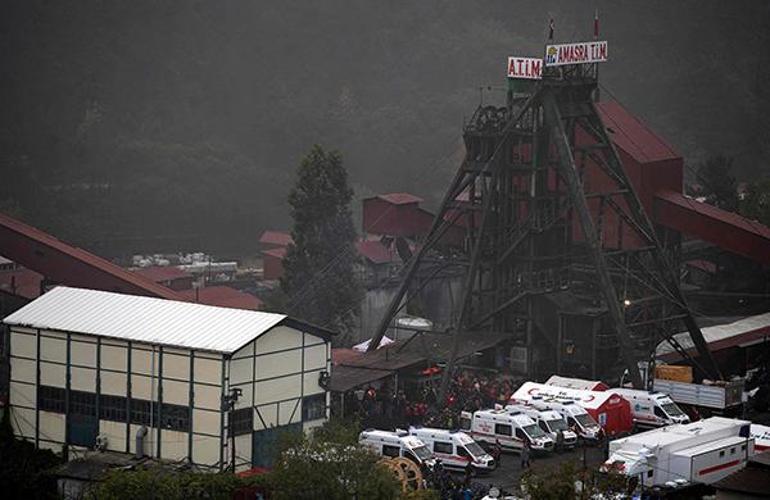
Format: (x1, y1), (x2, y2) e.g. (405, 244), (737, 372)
(345, 368), (519, 431)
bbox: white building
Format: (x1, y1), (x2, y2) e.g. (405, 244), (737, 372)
(3, 286), (333, 471)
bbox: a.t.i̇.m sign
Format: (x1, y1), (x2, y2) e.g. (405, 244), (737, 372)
(507, 56), (543, 80)
(545, 40), (608, 67)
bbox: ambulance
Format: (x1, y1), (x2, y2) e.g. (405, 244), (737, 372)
(529, 399), (604, 441)
(408, 427), (496, 473)
(606, 388), (690, 428)
(506, 404), (578, 448)
(459, 408), (555, 453)
(358, 429), (436, 468)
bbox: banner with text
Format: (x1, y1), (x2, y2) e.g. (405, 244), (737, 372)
(507, 56), (543, 80)
(545, 40), (608, 67)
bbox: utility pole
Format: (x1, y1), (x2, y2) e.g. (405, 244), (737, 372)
(223, 388), (242, 471)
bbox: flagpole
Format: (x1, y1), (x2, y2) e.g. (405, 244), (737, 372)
(594, 9), (600, 102)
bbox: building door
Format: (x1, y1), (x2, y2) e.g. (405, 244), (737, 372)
(68, 414), (98, 447)
(252, 423), (302, 468)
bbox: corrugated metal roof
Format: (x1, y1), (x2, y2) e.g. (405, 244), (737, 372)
(376, 193), (423, 205)
(2, 286), (287, 353)
(262, 247), (287, 259)
(596, 100), (680, 164)
(355, 240), (395, 264)
(259, 230), (293, 247)
(0, 211), (181, 300)
(656, 311), (770, 358)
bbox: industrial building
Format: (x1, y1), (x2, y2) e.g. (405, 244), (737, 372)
(3, 286), (333, 471)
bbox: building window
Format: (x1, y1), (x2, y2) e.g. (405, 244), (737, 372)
(99, 394), (128, 422)
(302, 393), (326, 421)
(160, 403), (190, 432)
(719, 450), (725, 457)
(70, 390), (96, 417)
(230, 407), (253, 436)
(38, 385), (65, 413)
(433, 441), (453, 454)
(647, 470), (653, 478)
(130, 399), (153, 426)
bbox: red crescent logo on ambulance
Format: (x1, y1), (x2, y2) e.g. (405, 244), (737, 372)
(584, 395), (595, 402)
(528, 388), (539, 395)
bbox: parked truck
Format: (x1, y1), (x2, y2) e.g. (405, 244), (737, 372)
(603, 417), (754, 488)
(652, 378), (744, 415)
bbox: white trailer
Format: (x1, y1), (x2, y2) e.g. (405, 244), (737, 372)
(603, 417), (754, 488)
(606, 388), (690, 428)
(652, 378), (744, 411)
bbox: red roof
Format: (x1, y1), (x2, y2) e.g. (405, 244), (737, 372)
(356, 240), (395, 264)
(0, 267), (44, 299)
(332, 347), (362, 365)
(178, 286), (263, 310)
(657, 191), (770, 239)
(259, 230), (293, 247)
(376, 193), (423, 205)
(262, 246), (288, 259)
(134, 265), (192, 283)
(597, 100), (680, 164)
(0, 212), (180, 300)
(654, 190), (770, 265)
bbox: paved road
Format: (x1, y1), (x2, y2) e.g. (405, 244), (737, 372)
(456, 443), (608, 495)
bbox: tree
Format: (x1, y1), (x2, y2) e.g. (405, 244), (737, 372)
(739, 179), (770, 227)
(269, 422), (401, 500)
(695, 154), (738, 211)
(0, 409), (60, 499)
(280, 145), (363, 333)
(88, 468), (265, 500)
(520, 461), (629, 499)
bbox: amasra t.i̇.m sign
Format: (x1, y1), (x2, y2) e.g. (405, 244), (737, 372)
(507, 56), (543, 80)
(545, 40), (608, 67)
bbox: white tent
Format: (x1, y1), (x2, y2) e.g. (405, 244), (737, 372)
(352, 335), (394, 352)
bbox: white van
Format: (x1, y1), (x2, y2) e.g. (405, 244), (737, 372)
(530, 399), (603, 441)
(506, 404), (578, 448)
(408, 426), (495, 473)
(459, 408), (555, 453)
(606, 388), (690, 428)
(358, 429), (436, 468)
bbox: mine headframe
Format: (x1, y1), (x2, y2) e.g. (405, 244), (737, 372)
(368, 62), (721, 392)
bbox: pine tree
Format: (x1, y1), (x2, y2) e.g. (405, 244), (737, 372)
(280, 145), (363, 334)
(697, 154), (738, 211)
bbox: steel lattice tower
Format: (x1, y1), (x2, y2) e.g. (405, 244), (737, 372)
(368, 63), (720, 393)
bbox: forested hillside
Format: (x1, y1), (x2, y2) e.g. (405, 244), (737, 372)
(2, 0), (769, 255)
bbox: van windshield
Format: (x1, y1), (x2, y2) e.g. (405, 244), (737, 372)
(547, 418), (567, 431)
(522, 423), (546, 439)
(464, 441), (486, 458)
(411, 444), (433, 461)
(661, 402), (684, 417)
(575, 413), (598, 428)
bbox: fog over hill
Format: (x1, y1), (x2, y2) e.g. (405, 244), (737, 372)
(2, 0), (769, 255)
